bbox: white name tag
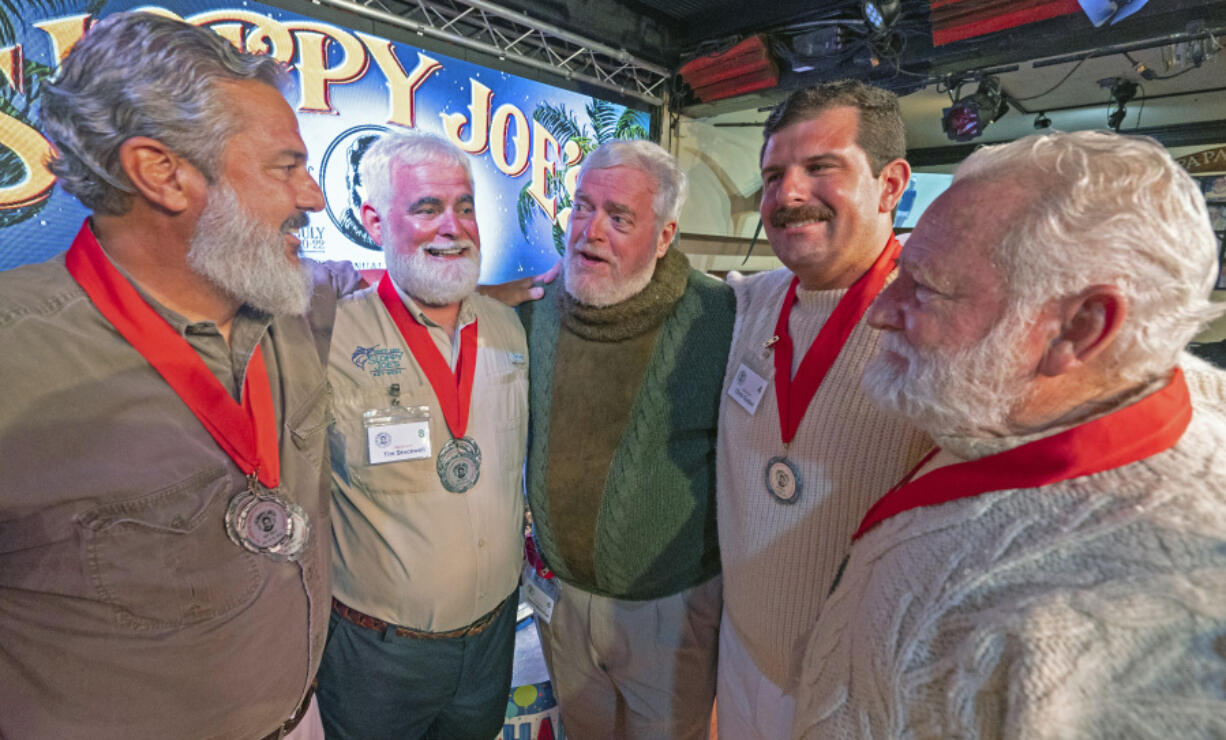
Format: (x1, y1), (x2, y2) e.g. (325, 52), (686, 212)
(522, 563), (559, 624)
(364, 405), (432, 465)
(728, 362), (768, 415)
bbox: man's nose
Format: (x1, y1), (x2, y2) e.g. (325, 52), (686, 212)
(299, 173), (325, 212)
(867, 282), (904, 332)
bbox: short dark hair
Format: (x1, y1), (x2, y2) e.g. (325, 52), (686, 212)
(761, 79), (905, 175)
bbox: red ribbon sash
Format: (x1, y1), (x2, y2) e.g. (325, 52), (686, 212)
(376, 273), (477, 440)
(63, 221), (280, 488)
(852, 368), (1193, 540)
(774, 235), (902, 445)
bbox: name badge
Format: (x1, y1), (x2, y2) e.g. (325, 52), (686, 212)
(364, 405), (432, 465)
(728, 361), (768, 415)
(522, 563), (559, 624)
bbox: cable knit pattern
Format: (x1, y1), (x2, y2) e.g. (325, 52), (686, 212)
(520, 260), (736, 600)
(717, 268), (932, 689)
(792, 372), (1226, 739)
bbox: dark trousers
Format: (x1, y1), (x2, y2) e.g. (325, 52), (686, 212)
(315, 590), (518, 740)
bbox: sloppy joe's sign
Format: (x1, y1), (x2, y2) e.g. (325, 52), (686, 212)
(0, 1), (650, 278)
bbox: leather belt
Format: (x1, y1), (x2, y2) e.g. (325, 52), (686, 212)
(331, 595), (508, 640)
(259, 681), (315, 740)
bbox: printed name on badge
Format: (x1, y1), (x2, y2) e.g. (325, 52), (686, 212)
(728, 362), (768, 415)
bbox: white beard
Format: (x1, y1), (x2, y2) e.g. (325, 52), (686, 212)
(385, 241), (480, 306)
(563, 244), (656, 307)
(861, 311), (1033, 437)
(187, 183), (312, 316)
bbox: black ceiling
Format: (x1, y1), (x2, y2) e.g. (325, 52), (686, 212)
(488, 0), (1226, 111)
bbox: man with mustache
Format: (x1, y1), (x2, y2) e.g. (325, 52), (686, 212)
(792, 130), (1226, 738)
(714, 80), (931, 738)
(518, 139), (734, 738)
(315, 131), (528, 740)
(0, 12), (353, 739)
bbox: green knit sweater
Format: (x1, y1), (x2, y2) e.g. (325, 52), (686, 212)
(519, 251), (736, 600)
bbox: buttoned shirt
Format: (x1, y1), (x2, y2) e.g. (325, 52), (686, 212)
(328, 286), (527, 631)
(0, 236), (339, 739)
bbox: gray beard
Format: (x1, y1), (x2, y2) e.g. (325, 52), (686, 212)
(861, 312), (1032, 438)
(187, 184), (312, 316)
(385, 241), (480, 306)
(563, 249), (655, 307)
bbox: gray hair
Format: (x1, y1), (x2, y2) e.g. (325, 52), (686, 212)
(359, 130), (473, 217)
(955, 130), (1225, 383)
(577, 139), (688, 229)
(40, 11), (287, 215)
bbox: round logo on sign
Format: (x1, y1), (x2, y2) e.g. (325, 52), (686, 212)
(319, 124), (389, 252)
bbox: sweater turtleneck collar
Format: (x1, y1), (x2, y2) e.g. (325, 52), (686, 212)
(559, 247), (690, 342)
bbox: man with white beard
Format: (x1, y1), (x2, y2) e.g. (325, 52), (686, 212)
(517, 139), (733, 738)
(792, 130), (1226, 739)
(316, 131), (528, 740)
(0, 12), (350, 739)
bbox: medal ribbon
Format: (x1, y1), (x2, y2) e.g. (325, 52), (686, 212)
(63, 221), (280, 488)
(774, 234), (902, 445)
(377, 273), (478, 440)
(852, 368), (1193, 541)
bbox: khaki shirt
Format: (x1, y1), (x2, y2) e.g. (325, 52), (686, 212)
(0, 250), (335, 739)
(328, 286), (527, 631)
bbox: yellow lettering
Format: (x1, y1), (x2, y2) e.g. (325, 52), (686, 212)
(289, 23), (369, 114)
(0, 109), (56, 210)
(488, 102), (529, 176)
(441, 80), (493, 155)
(33, 14), (92, 65)
(528, 120), (561, 221)
(0, 45), (22, 95)
(555, 140), (585, 233)
(358, 32), (441, 129)
(187, 10), (294, 61)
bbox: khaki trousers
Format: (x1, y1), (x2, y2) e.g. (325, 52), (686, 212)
(535, 575), (721, 740)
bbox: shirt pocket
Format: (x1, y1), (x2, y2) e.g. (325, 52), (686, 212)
(330, 386), (442, 497)
(76, 467), (262, 632)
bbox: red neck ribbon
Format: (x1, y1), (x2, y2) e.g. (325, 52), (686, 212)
(376, 273), (478, 440)
(852, 368), (1193, 541)
(63, 221), (280, 488)
(774, 234), (902, 446)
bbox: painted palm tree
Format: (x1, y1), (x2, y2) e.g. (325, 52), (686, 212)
(516, 97), (650, 255)
(0, 0), (103, 228)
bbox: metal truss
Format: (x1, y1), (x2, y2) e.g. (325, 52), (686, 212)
(314, 0), (672, 106)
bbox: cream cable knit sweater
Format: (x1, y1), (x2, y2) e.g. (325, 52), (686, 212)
(792, 359), (1226, 739)
(717, 268), (931, 689)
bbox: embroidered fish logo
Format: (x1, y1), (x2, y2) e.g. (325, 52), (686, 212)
(352, 345), (379, 371)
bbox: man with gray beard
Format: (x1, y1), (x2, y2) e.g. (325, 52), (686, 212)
(518, 139), (733, 739)
(0, 12), (352, 739)
(316, 131), (528, 740)
(793, 131), (1226, 739)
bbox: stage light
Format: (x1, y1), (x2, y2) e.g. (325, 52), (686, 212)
(861, 0), (902, 37)
(1034, 112), (1052, 129)
(941, 77), (1010, 142)
(1106, 77), (1138, 131)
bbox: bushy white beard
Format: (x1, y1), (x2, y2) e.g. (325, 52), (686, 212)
(563, 245), (656, 307)
(187, 184), (312, 316)
(386, 241), (480, 306)
(861, 311), (1033, 437)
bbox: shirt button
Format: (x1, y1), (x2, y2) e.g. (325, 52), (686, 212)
(478, 538), (486, 547)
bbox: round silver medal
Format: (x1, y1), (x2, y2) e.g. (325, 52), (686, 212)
(437, 436), (482, 493)
(225, 488), (310, 561)
(765, 456), (802, 504)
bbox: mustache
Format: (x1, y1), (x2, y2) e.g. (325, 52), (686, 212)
(282, 211), (311, 233)
(769, 204), (834, 228)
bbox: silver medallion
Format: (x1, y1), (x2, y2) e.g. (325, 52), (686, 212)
(437, 436), (482, 493)
(225, 486), (310, 561)
(765, 456), (802, 504)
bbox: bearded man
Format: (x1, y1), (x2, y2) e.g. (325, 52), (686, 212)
(315, 131), (528, 740)
(0, 12), (353, 739)
(518, 139), (734, 739)
(792, 130), (1226, 738)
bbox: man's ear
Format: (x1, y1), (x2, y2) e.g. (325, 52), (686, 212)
(117, 136), (200, 214)
(877, 158), (911, 213)
(360, 202), (384, 247)
(1038, 285), (1126, 377)
(655, 220), (678, 258)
